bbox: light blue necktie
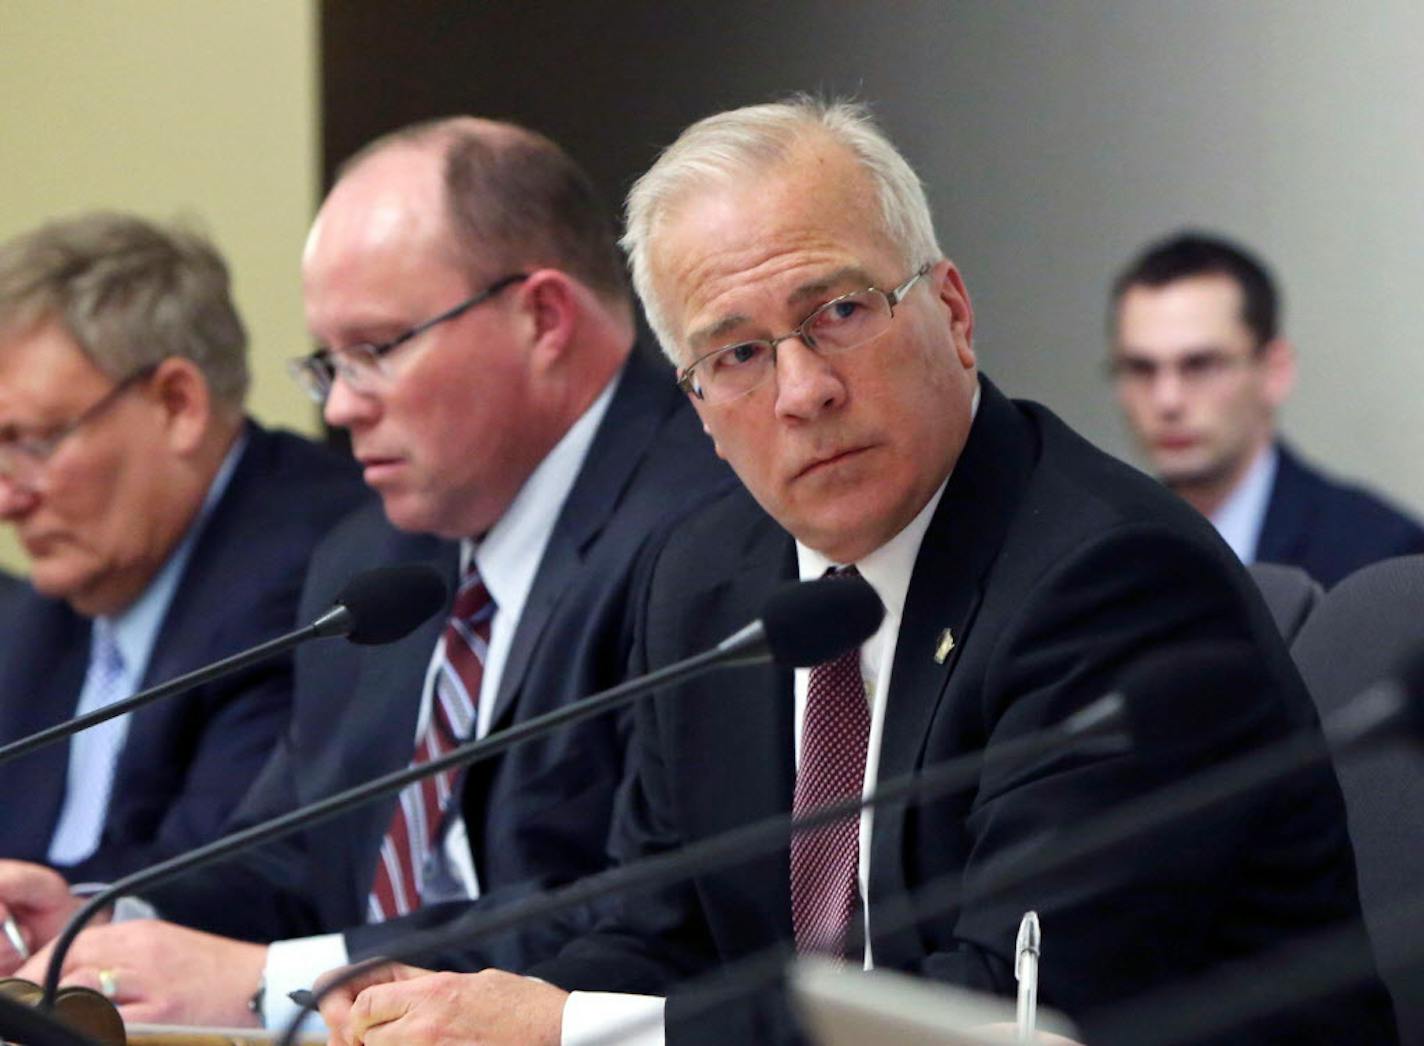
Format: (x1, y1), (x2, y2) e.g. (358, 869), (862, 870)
(48, 621), (130, 866)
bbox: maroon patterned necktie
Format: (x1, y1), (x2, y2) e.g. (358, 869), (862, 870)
(791, 568), (872, 956)
(367, 568), (493, 921)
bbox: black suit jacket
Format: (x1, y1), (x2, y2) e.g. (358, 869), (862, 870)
(536, 379), (1396, 1044)
(0, 422), (368, 881)
(1257, 442), (1424, 588)
(149, 351), (733, 972)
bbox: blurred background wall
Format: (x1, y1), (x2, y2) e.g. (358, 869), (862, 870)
(0, 0), (319, 572)
(4, 0), (1421, 574)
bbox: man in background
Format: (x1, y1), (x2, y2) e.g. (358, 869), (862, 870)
(3, 118), (728, 1030)
(1109, 231), (1424, 586)
(0, 213), (367, 882)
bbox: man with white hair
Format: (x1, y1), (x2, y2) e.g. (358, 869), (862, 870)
(319, 99), (1395, 1045)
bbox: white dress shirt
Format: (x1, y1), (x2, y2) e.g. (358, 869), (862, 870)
(48, 435), (246, 866)
(260, 374), (617, 1029)
(1207, 443), (1278, 564)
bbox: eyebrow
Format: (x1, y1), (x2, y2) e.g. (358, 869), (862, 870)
(685, 265), (878, 351)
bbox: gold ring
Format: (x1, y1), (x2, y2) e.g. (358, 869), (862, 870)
(97, 968), (118, 1000)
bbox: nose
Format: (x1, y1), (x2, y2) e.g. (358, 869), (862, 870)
(322, 374), (381, 432)
(1148, 367), (1187, 416)
(772, 338), (847, 420)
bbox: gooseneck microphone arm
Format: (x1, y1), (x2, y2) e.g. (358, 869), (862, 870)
(41, 642), (732, 1007)
(0, 563), (447, 770)
(42, 574), (884, 1009)
(0, 620), (330, 769)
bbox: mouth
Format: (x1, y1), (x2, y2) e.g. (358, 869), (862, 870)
(357, 455), (405, 484)
(793, 445), (872, 481)
(1154, 435), (1198, 453)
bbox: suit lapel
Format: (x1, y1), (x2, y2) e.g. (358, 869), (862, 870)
(487, 352), (676, 731)
(0, 594), (89, 857)
(1254, 443), (1311, 565)
(680, 533), (798, 945)
(339, 542), (460, 911)
(867, 379), (1036, 960)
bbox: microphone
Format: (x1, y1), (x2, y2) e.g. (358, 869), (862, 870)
(279, 642), (1240, 1045)
(40, 575), (885, 1009)
(0, 564), (447, 769)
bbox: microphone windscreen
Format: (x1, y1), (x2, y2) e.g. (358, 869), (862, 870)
(761, 574), (884, 668)
(334, 564), (448, 646)
(1117, 639), (1272, 753)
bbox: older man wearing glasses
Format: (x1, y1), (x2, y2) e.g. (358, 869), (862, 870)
(0, 213), (366, 889)
(2, 118), (729, 1031)
(313, 98), (1395, 1046)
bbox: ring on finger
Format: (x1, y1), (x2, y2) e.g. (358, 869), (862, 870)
(98, 968), (119, 1000)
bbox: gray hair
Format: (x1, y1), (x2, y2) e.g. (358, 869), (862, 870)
(0, 212), (249, 406)
(622, 96), (942, 363)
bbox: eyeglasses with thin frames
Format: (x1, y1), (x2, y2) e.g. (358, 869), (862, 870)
(288, 272), (529, 403)
(0, 363), (158, 488)
(676, 263), (933, 404)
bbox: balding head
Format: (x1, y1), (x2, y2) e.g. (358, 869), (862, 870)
(328, 117), (631, 314)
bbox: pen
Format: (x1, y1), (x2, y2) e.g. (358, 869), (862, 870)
(288, 989), (315, 1008)
(1015, 910), (1040, 1043)
(2, 914), (29, 962)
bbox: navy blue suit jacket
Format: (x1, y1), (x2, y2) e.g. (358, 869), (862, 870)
(148, 351), (733, 972)
(1257, 443), (1424, 588)
(0, 422), (368, 881)
(536, 379), (1395, 1045)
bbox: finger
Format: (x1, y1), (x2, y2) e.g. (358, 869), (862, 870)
(348, 982), (419, 1046)
(317, 986), (358, 1044)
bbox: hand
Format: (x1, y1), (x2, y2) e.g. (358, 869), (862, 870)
(318, 963), (567, 1046)
(0, 860), (85, 975)
(16, 919), (266, 1027)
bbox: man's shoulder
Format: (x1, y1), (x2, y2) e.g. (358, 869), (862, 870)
(1276, 443), (1424, 547)
(1015, 396), (1230, 553)
(236, 422), (367, 503)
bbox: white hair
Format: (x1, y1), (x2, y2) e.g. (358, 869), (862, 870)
(621, 96), (942, 364)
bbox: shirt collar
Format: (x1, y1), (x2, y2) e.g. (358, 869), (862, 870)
(463, 371), (619, 611)
(1208, 442), (1278, 563)
(100, 429), (249, 673)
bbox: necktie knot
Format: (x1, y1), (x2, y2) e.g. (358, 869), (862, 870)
(451, 568), (494, 625)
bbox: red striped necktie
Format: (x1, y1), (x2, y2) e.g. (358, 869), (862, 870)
(368, 568), (494, 921)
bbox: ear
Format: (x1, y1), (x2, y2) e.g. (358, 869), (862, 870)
(515, 270), (578, 372)
(1259, 337), (1295, 409)
(689, 396), (728, 460)
(146, 357), (214, 455)
(935, 261), (977, 371)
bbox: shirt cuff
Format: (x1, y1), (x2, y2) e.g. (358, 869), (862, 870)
(262, 932), (348, 1029)
(561, 991), (665, 1046)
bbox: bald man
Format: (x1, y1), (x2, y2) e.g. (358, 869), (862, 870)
(3, 117), (728, 1030)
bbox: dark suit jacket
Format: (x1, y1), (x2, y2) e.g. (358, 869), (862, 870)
(149, 351), (733, 972)
(1257, 442), (1424, 588)
(0, 571), (18, 600)
(536, 379), (1396, 1045)
(0, 422), (368, 881)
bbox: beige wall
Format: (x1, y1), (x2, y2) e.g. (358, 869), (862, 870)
(0, 0), (320, 575)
